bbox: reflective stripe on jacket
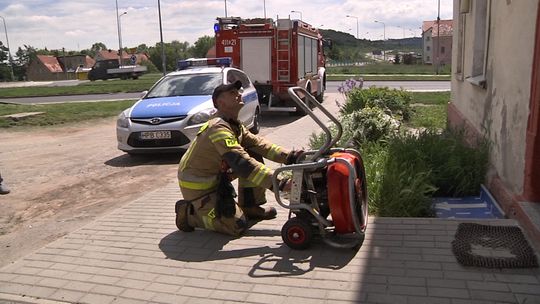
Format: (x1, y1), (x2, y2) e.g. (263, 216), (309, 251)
(178, 115), (290, 192)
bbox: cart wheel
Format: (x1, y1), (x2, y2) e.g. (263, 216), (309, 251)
(281, 218), (313, 250)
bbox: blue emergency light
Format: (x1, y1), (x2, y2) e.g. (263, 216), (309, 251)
(214, 23), (220, 33)
(177, 57), (232, 70)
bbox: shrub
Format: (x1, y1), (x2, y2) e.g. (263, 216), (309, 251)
(383, 129), (490, 197)
(341, 108), (400, 145)
(339, 87), (414, 121)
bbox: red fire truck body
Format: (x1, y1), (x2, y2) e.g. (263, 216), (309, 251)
(214, 17), (327, 114)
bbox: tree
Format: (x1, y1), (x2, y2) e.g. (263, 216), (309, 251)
(148, 40), (193, 73)
(136, 44), (149, 53)
(0, 42), (11, 81)
(89, 42), (107, 57)
(192, 36), (215, 58)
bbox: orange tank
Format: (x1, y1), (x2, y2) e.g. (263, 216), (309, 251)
(326, 152), (365, 234)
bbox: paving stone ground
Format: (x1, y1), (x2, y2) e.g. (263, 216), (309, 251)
(1, 182), (539, 304)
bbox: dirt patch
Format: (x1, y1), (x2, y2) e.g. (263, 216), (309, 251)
(0, 117), (180, 267)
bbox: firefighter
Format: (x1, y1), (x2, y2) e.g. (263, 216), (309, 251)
(176, 80), (302, 236)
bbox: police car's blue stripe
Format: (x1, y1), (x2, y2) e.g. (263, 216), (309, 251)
(130, 96), (212, 118)
(242, 92), (258, 104)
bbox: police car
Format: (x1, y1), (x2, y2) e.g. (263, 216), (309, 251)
(116, 57), (261, 154)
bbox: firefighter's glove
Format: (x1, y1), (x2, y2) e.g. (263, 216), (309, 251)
(216, 172), (237, 218)
(285, 149), (304, 165)
(278, 177), (291, 192)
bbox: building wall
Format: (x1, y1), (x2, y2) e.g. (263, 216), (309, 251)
(423, 29), (433, 63)
(434, 36), (453, 66)
(27, 60), (72, 81)
(57, 55), (91, 72)
(450, 0), (537, 195)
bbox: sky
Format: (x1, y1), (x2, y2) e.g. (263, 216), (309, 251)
(0, 0), (453, 54)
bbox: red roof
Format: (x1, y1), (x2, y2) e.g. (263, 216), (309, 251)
(97, 49), (131, 60)
(85, 55), (96, 68)
(37, 55), (63, 73)
(422, 19), (453, 36)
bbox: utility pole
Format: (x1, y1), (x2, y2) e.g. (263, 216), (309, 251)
(375, 20), (386, 61)
(158, 0), (166, 75)
(0, 15), (15, 81)
(436, 0), (441, 74)
(115, 0), (122, 66)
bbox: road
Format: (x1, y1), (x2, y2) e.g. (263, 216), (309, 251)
(0, 80), (450, 105)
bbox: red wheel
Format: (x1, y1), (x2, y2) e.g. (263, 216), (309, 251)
(281, 218), (313, 250)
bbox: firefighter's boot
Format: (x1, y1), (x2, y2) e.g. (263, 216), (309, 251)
(175, 200), (194, 232)
(243, 206), (277, 221)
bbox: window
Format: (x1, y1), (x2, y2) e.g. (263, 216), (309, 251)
(427, 46), (431, 51)
(455, 2), (466, 79)
(426, 36), (430, 41)
(441, 46), (445, 54)
(468, 0), (489, 87)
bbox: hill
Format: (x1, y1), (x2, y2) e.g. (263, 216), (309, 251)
(319, 29), (422, 61)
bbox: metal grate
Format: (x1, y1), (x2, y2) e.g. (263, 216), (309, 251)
(452, 223), (538, 268)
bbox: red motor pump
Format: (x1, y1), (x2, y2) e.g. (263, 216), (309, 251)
(272, 87), (368, 250)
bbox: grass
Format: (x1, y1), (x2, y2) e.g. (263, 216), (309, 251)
(327, 63), (452, 75)
(406, 104), (448, 130)
(327, 74), (451, 81)
(0, 73), (163, 98)
(411, 91), (450, 105)
(0, 100), (136, 128)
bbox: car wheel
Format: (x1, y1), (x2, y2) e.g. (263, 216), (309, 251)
(249, 108), (261, 134)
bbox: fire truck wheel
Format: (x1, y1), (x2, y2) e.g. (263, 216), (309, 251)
(281, 217), (313, 250)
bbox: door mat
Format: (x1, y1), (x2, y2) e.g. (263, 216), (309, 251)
(452, 223), (539, 268)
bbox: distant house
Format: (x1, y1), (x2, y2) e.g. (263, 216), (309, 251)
(27, 55), (65, 81)
(27, 54), (96, 81)
(449, 1), (540, 246)
(57, 55), (95, 72)
(95, 49), (149, 65)
(422, 19), (453, 65)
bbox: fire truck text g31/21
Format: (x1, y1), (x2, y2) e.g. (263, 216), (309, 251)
(213, 16), (331, 116)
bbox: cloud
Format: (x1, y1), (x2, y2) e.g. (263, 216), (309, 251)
(0, 0), (453, 53)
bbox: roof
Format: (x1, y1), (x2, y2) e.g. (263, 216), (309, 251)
(97, 49), (130, 60)
(422, 19), (453, 36)
(97, 50), (149, 64)
(85, 55), (96, 68)
(36, 55), (63, 73)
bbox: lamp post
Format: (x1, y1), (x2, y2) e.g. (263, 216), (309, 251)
(224, 0), (228, 17)
(374, 20), (386, 61)
(118, 11), (127, 66)
(345, 15), (359, 39)
(115, 0), (126, 66)
(435, 0), (441, 74)
(157, 0), (166, 75)
(0, 15), (14, 81)
(290, 10), (302, 21)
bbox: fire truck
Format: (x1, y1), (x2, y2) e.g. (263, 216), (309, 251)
(213, 17), (329, 115)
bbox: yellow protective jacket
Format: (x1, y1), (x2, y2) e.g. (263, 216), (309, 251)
(178, 115), (290, 194)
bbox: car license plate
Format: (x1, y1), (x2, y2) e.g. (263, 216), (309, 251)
(140, 131), (171, 140)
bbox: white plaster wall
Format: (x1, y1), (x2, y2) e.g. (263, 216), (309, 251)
(451, 0), (537, 194)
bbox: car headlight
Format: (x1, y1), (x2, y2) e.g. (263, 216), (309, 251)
(116, 110), (129, 128)
(187, 108), (217, 126)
